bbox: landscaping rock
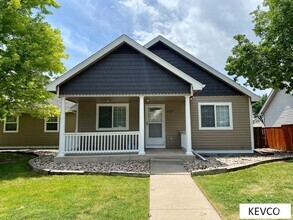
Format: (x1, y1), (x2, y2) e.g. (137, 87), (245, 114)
(30, 155), (150, 174)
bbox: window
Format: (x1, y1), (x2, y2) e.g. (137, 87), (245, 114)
(199, 103), (233, 130)
(45, 117), (59, 132)
(96, 104), (129, 130)
(3, 116), (19, 133)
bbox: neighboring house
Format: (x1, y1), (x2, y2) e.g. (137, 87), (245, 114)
(259, 90), (293, 127)
(47, 35), (259, 159)
(0, 98), (76, 148)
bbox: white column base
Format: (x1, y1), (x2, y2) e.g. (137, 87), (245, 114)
(57, 153), (65, 157)
(185, 151), (193, 156)
(138, 151), (145, 155)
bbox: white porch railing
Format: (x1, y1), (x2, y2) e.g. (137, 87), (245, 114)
(64, 131), (140, 154)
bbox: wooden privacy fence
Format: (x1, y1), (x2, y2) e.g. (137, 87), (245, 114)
(264, 124), (293, 151)
(254, 127), (266, 148)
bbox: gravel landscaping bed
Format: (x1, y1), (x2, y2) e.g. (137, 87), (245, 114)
(30, 155), (150, 174)
(1, 148), (292, 174)
(183, 153), (293, 172)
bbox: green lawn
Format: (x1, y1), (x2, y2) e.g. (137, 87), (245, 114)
(194, 159), (293, 220)
(0, 153), (149, 220)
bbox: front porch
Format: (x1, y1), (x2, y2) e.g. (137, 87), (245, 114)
(54, 149), (195, 163)
(57, 95), (193, 159)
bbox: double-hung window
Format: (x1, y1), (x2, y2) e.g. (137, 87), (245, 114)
(3, 116), (19, 133)
(96, 104), (129, 130)
(199, 103), (233, 130)
(45, 117), (59, 132)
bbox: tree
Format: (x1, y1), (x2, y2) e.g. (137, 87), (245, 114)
(0, 0), (67, 119)
(252, 94), (267, 121)
(225, 0), (293, 94)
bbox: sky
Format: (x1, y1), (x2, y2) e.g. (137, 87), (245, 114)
(46, 0), (270, 96)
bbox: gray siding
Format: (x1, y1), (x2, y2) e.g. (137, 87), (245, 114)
(191, 96), (251, 150)
(149, 42), (243, 96)
(264, 90), (293, 127)
(60, 43), (190, 95)
(0, 113), (76, 147)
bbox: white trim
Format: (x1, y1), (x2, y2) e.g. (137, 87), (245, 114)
(47, 35), (204, 92)
(60, 94), (190, 98)
(3, 116), (19, 133)
(57, 97), (66, 157)
(194, 150), (254, 154)
(44, 117), (59, 132)
(96, 103), (129, 131)
(249, 97), (254, 151)
(138, 96), (145, 155)
(144, 35), (260, 102)
(259, 90), (277, 115)
(145, 104), (166, 148)
(185, 96), (193, 155)
(198, 102), (233, 130)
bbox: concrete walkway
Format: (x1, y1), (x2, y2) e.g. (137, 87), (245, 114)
(150, 160), (221, 220)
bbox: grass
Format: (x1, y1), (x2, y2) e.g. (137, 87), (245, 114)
(193, 159), (293, 220)
(0, 153), (149, 220)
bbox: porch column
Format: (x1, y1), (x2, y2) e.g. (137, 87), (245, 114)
(138, 95), (145, 155)
(57, 97), (66, 157)
(185, 96), (193, 155)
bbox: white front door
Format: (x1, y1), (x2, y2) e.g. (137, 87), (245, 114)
(145, 104), (166, 148)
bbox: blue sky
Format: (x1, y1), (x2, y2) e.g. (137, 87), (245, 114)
(46, 0), (269, 96)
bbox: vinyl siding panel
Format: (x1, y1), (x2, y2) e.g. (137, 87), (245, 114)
(0, 113), (76, 147)
(164, 102), (185, 148)
(264, 90), (293, 127)
(191, 96), (252, 150)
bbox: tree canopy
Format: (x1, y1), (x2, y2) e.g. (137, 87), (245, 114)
(0, 0), (67, 119)
(225, 0), (293, 94)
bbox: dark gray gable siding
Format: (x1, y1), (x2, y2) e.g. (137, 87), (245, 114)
(59, 43), (190, 95)
(148, 42), (243, 96)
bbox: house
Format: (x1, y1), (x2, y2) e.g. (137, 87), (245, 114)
(259, 90), (293, 127)
(0, 98), (76, 148)
(47, 35), (259, 160)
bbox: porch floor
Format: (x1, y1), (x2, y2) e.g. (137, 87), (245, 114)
(55, 149), (195, 163)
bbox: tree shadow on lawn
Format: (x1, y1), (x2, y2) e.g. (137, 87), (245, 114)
(0, 152), (43, 181)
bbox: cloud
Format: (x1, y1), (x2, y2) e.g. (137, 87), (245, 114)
(118, 0), (268, 95)
(119, 0), (263, 72)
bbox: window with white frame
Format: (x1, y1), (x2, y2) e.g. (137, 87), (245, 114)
(3, 116), (19, 132)
(199, 103), (233, 129)
(96, 104), (129, 130)
(45, 117), (59, 132)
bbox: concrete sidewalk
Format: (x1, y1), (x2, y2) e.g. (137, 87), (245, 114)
(149, 160), (221, 220)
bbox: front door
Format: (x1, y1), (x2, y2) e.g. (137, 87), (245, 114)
(145, 104), (165, 148)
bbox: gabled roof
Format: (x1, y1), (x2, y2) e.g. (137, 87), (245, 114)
(259, 90), (277, 115)
(47, 35), (204, 93)
(144, 35), (260, 102)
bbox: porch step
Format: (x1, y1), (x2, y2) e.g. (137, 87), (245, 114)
(150, 159), (183, 162)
